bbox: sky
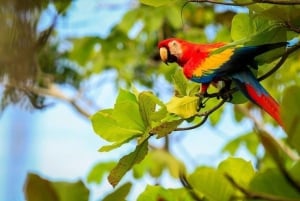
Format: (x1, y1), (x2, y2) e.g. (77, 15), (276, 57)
(0, 1), (260, 201)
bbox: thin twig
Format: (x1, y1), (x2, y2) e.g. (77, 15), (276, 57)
(174, 98), (226, 131)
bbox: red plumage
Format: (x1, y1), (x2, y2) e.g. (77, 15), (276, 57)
(158, 38), (286, 126)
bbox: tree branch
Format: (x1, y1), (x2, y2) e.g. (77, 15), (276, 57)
(174, 98), (226, 131)
(31, 84), (92, 118)
(3, 83), (93, 118)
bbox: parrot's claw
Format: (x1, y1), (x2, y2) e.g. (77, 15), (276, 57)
(220, 92), (232, 102)
(218, 89), (232, 102)
(196, 93), (207, 111)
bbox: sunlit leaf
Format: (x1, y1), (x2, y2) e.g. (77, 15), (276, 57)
(138, 91), (167, 127)
(166, 96), (198, 119)
(114, 89), (145, 131)
(51, 181), (89, 201)
(188, 167), (235, 201)
(108, 140), (149, 187)
(137, 185), (194, 201)
(91, 109), (143, 143)
(231, 13), (251, 41)
(218, 157), (255, 188)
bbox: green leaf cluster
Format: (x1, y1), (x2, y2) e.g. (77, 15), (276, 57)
(91, 87), (187, 186)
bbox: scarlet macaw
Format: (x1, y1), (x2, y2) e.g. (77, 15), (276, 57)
(158, 38), (287, 126)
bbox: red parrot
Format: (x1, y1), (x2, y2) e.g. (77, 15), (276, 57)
(158, 38), (287, 126)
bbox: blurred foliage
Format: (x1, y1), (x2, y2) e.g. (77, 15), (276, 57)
(8, 0), (300, 200)
(0, 0), (75, 110)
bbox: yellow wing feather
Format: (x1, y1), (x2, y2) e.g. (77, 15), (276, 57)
(193, 48), (235, 77)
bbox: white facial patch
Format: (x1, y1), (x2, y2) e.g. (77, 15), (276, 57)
(168, 40), (182, 59)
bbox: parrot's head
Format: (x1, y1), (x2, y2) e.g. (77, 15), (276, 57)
(158, 38), (188, 66)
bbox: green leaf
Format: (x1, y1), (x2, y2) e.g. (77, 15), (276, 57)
(218, 157), (255, 188)
(137, 185), (194, 201)
(188, 167), (235, 201)
(138, 91), (167, 127)
(172, 69), (188, 96)
(139, 0), (174, 7)
(51, 181), (89, 201)
(24, 173), (89, 201)
(91, 89), (147, 151)
(231, 13), (251, 41)
(166, 96), (198, 119)
(172, 69), (199, 97)
(24, 173), (58, 201)
(134, 149), (185, 179)
(114, 89), (145, 132)
(108, 139), (149, 187)
(151, 117), (182, 138)
(281, 85), (300, 153)
(250, 169), (300, 199)
(91, 109), (143, 143)
(102, 182), (132, 201)
(98, 137), (136, 152)
(87, 162), (116, 184)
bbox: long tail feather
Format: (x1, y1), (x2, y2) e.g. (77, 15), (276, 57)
(232, 71), (283, 126)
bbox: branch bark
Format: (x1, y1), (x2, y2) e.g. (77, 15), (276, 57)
(31, 84), (92, 118)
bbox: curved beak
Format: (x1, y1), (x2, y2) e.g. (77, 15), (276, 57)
(159, 47), (169, 65)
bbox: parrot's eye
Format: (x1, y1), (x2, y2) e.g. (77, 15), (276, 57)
(168, 40), (182, 60)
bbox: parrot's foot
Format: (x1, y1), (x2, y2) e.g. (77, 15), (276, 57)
(196, 92), (207, 111)
(218, 89), (232, 102)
